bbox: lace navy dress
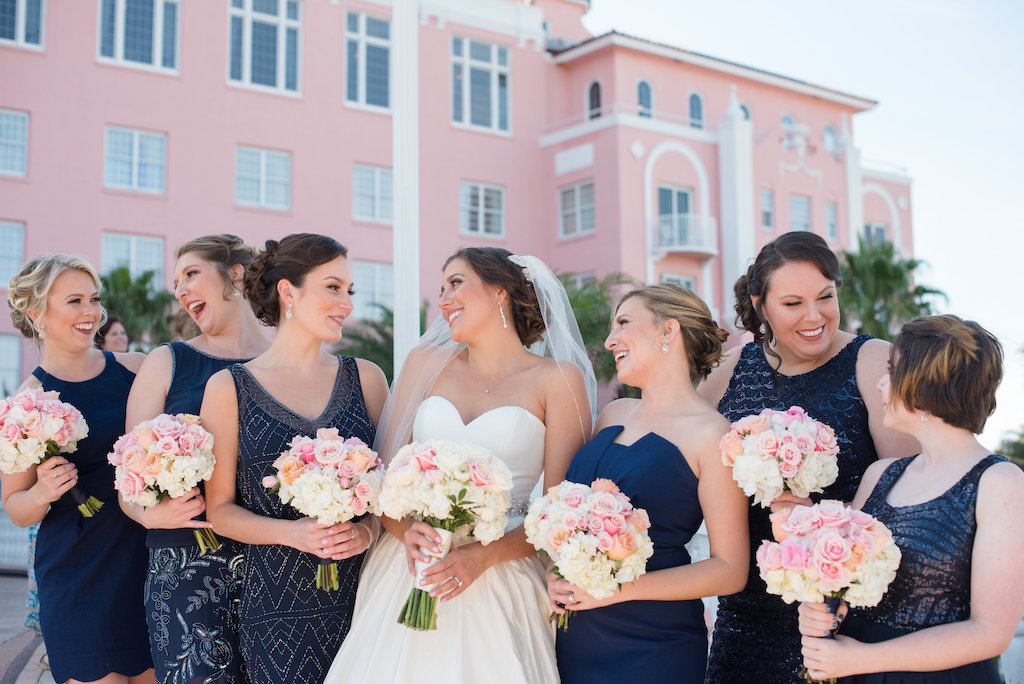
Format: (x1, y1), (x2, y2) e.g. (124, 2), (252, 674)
(32, 352), (152, 683)
(707, 335), (878, 683)
(837, 454), (1005, 683)
(145, 342), (250, 684)
(230, 357), (375, 684)
(557, 426), (707, 684)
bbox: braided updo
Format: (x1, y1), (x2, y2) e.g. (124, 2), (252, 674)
(8, 254), (105, 340)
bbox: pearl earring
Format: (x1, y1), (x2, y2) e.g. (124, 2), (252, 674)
(233, 289), (241, 298)
(285, 304), (293, 320)
(498, 301), (508, 329)
(661, 338), (669, 354)
(759, 323), (767, 335)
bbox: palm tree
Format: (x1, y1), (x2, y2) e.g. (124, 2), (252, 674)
(839, 236), (946, 340)
(335, 302), (429, 383)
(998, 431), (1024, 472)
(99, 266), (177, 350)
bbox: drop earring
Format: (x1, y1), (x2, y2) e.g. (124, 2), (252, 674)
(661, 338), (669, 354)
(759, 323), (767, 335)
(285, 304), (293, 320)
(498, 301), (508, 329)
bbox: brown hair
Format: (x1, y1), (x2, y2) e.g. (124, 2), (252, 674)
(95, 315), (126, 349)
(177, 234), (259, 300)
(889, 315), (1002, 434)
(8, 254), (107, 340)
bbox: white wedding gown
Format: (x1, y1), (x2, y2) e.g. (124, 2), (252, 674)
(325, 395), (558, 683)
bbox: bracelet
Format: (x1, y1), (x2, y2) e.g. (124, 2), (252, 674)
(355, 516), (382, 543)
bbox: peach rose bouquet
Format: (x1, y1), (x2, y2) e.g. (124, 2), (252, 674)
(0, 388), (98, 516)
(109, 413), (219, 550)
(720, 406), (840, 508)
(524, 478), (654, 630)
(264, 428), (383, 591)
(377, 439), (513, 630)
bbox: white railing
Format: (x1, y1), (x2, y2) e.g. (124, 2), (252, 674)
(651, 214), (718, 256)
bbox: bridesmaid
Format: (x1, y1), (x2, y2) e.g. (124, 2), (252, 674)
(551, 284), (749, 683)
(798, 315), (1024, 682)
(121, 235), (268, 684)
(202, 234), (388, 684)
(1, 254), (153, 684)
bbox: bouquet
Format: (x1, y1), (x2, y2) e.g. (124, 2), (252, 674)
(377, 439), (513, 630)
(109, 414), (220, 552)
(0, 388), (98, 517)
(720, 406), (840, 508)
(264, 429), (382, 591)
(524, 478), (654, 630)
(756, 500), (902, 683)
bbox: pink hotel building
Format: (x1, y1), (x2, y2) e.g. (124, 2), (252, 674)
(0, 0), (914, 389)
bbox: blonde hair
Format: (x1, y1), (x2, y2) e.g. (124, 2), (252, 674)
(8, 255), (106, 340)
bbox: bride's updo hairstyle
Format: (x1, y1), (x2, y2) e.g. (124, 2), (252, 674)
(443, 247), (545, 347)
(243, 233), (348, 327)
(618, 283), (729, 383)
(177, 234), (259, 300)
(8, 254), (106, 341)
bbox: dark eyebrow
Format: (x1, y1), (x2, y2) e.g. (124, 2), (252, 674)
(446, 272), (466, 280)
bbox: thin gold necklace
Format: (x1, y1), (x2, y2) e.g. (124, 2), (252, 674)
(468, 358), (519, 393)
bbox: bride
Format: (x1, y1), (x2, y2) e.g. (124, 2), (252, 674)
(326, 247), (596, 682)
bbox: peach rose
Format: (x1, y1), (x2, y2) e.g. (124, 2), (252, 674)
(545, 524), (574, 552)
(122, 445), (148, 475)
(316, 427), (342, 441)
(143, 451), (163, 478)
(278, 459), (307, 487)
(346, 445), (376, 472)
(606, 531), (636, 561)
(133, 424), (156, 449)
(816, 425), (838, 452)
(720, 431), (745, 466)
(591, 478), (620, 495)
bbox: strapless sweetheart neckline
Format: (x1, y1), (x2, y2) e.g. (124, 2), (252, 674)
(422, 395), (545, 430)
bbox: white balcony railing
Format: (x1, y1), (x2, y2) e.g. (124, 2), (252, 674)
(651, 214), (718, 257)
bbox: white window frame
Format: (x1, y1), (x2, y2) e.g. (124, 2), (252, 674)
(660, 273), (697, 292)
(740, 104), (751, 121)
(567, 272), (596, 291)
(97, 0), (179, 73)
(459, 181), (505, 238)
(451, 36), (511, 135)
(0, 0), (44, 49)
(0, 335), (21, 395)
(823, 124), (839, 158)
(825, 201), (838, 241)
(864, 222), (888, 246)
(101, 232), (165, 287)
(586, 80), (601, 120)
(228, 0), (302, 95)
(688, 92), (704, 129)
(103, 126), (166, 194)
(235, 146), (291, 211)
(0, 108), (29, 177)
(350, 260), (394, 322)
(344, 11), (390, 111)
(559, 180), (595, 238)
(352, 164), (392, 224)
(789, 195), (811, 233)
(637, 80), (653, 118)
(760, 188), (774, 231)
(0, 220), (26, 284)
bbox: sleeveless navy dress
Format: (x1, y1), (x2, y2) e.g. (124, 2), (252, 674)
(32, 352), (152, 682)
(230, 356), (375, 684)
(557, 426), (707, 683)
(707, 335), (877, 683)
(144, 342), (249, 684)
(837, 454), (1005, 683)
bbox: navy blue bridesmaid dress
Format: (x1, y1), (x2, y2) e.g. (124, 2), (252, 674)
(32, 351), (152, 682)
(556, 425), (707, 684)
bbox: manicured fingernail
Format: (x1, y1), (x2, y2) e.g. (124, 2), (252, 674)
(432, 546), (440, 553)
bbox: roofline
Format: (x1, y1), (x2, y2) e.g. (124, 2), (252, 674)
(552, 32), (877, 111)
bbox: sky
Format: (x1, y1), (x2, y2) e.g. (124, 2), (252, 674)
(581, 0), (1024, 447)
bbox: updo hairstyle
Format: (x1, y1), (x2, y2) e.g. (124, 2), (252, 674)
(889, 315), (1002, 434)
(443, 247), (545, 347)
(8, 254), (106, 340)
(618, 283), (729, 383)
(177, 234), (259, 300)
(242, 233), (348, 326)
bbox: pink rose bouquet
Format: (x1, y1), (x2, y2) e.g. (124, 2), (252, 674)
(265, 429), (382, 591)
(377, 439), (513, 630)
(524, 478), (654, 630)
(109, 413), (219, 551)
(720, 406), (840, 507)
(0, 388), (98, 517)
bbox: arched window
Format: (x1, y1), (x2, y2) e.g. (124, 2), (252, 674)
(637, 81), (652, 118)
(781, 114), (795, 128)
(823, 124), (838, 155)
(740, 104), (750, 120)
(689, 93), (703, 129)
(587, 81), (601, 120)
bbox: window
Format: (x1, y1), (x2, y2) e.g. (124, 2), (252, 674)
(740, 104), (750, 120)
(101, 232), (165, 287)
(587, 81), (601, 120)
(559, 181), (594, 237)
(350, 260), (393, 322)
(781, 114), (795, 128)
(0, 220), (25, 283)
(789, 195), (811, 232)
(823, 124), (838, 156)
(825, 201), (838, 241)
(235, 146), (290, 210)
(864, 222), (888, 246)
(688, 93), (703, 129)
(637, 81), (652, 118)
(345, 12), (389, 108)
(99, 0), (178, 70)
(658, 185), (693, 245)
(460, 182), (504, 236)
(660, 273), (697, 292)
(452, 37), (510, 133)
(0, 0), (43, 48)
(0, 109), (28, 177)
(229, 0), (301, 93)
(104, 126), (166, 193)
(0, 335), (20, 395)
(760, 189), (774, 230)
(353, 164), (392, 223)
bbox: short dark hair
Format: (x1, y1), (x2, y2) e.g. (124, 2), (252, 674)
(94, 315), (125, 349)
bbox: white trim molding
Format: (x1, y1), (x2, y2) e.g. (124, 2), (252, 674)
(421, 0), (545, 50)
(862, 182), (903, 253)
(540, 110), (717, 148)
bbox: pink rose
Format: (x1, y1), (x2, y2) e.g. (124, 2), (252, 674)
(154, 436), (179, 456)
(351, 496), (368, 516)
(339, 477), (351, 488)
(353, 480), (374, 501)
(591, 492), (624, 518)
(782, 505), (822, 536)
(779, 539), (810, 570)
(114, 431), (139, 451)
(413, 447), (437, 471)
(0, 419), (23, 445)
(756, 540), (783, 571)
(815, 425), (838, 452)
(0, 400), (10, 423)
(815, 559), (851, 593)
(184, 424), (211, 449)
(720, 431), (745, 466)
(177, 431), (199, 454)
(631, 508), (651, 532)
(591, 478), (620, 495)
(425, 468), (444, 484)
(562, 511), (583, 529)
(150, 417), (185, 441)
(795, 433), (816, 454)
(342, 436), (366, 447)
(14, 391), (37, 412)
(779, 432), (796, 446)
(115, 471), (147, 500)
(468, 461), (494, 488)
(814, 530), (852, 563)
(315, 439), (348, 465)
(106, 449), (122, 466)
(262, 475), (279, 489)
(587, 515), (605, 536)
(755, 430), (779, 457)
(559, 484), (587, 508)
(816, 501), (851, 529)
(603, 513), (625, 536)
(337, 461), (358, 480)
(778, 459), (800, 479)
(783, 406), (808, 426)
(22, 412), (44, 440)
(52, 425), (70, 447)
(40, 399), (70, 419)
(288, 437), (316, 463)
(848, 509), (875, 530)
(596, 531), (614, 553)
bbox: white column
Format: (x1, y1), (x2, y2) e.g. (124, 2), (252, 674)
(717, 85), (754, 323)
(842, 114), (863, 253)
(392, 0), (421, 377)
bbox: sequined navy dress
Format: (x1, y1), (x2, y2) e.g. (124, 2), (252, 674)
(230, 356), (375, 684)
(145, 342), (249, 684)
(707, 335), (878, 683)
(836, 454), (1005, 683)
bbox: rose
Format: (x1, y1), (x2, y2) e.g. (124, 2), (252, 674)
(591, 492), (624, 517)
(603, 513), (625, 536)
(559, 484), (587, 508)
(21, 412), (44, 440)
(631, 508), (651, 531)
(0, 401), (10, 423)
(353, 480), (374, 501)
(40, 399), (70, 419)
(467, 461), (494, 488)
(143, 451), (163, 478)
(346, 445), (376, 472)
(781, 505), (822, 536)
(591, 478), (620, 495)
(545, 524), (573, 552)
(844, 543), (868, 572)
(814, 530), (852, 563)
(177, 431), (199, 454)
(122, 445), (148, 475)
(262, 475), (279, 488)
(176, 413), (201, 426)
(815, 558), (852, 593)
(287, 437), (316, 464)
(315, 439), (348, 465)
(351, 496), (368, 516)
(587, 515), (605, 536)
(777, 442), (803, 467)
(720, 431), (745, 466)
(738, 413), (770, 434)
(116, 470), (147, 500)
(794, 433), (816, 455)
(150, 417), (185, 441)
(154, 436), (179, 456)
(779, 539), (810, 570)
(596, 531), (614, 553)
(783, 406), (807, 426)
(606, 531), (636, 561)
(816, 426), (838, 452)
(183, 425), (211, 450)
(755, 430), (779, 456)
(133, 424), (156, 449)
(817, 501), (851, 529)
(14, 391), (37, 412)
(778, 459), (800, 479)
(316, 427), (342, 441)
(337, 461), (358, 480)
(756, 540), (783, 571)
(278, 459), (307, 487)
(413, 447), (437, 471)
(0, 419), (22, 445)
(562, 511), (583, 530)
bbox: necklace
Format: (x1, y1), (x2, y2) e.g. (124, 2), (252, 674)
(468, 358), (519, 394)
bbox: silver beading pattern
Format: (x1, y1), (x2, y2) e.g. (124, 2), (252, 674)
(508, 255), (534, 283)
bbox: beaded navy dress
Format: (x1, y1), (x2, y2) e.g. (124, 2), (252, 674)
(557, 426), (707, 684)
(837, 454), (1005, 683)
(145, 342), (250, 684)
(230, 357), (375, 684)
(32, 352), (152, 683)
(707, 335), (878, 683)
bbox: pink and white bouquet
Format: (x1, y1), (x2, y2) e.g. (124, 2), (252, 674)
(720, 406), (840, 508)
(377, 439), (513, 630)
(264, 429), (382, 591)
(109, 413), (219, 551)
(0, 388), (98, 517)
(524, 478), (654, 630)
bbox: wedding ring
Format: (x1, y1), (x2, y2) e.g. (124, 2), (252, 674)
(569, 593), (576, 603)
(454, 576), (463, 588)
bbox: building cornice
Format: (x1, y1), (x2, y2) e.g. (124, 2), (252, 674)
(540, 110), (717, 148)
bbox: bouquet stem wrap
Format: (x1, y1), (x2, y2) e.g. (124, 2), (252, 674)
(317, 557), (340, 592)
(397, 526), (453, 631)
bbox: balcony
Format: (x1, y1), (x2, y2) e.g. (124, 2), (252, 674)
(650, 214), (718, 259)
